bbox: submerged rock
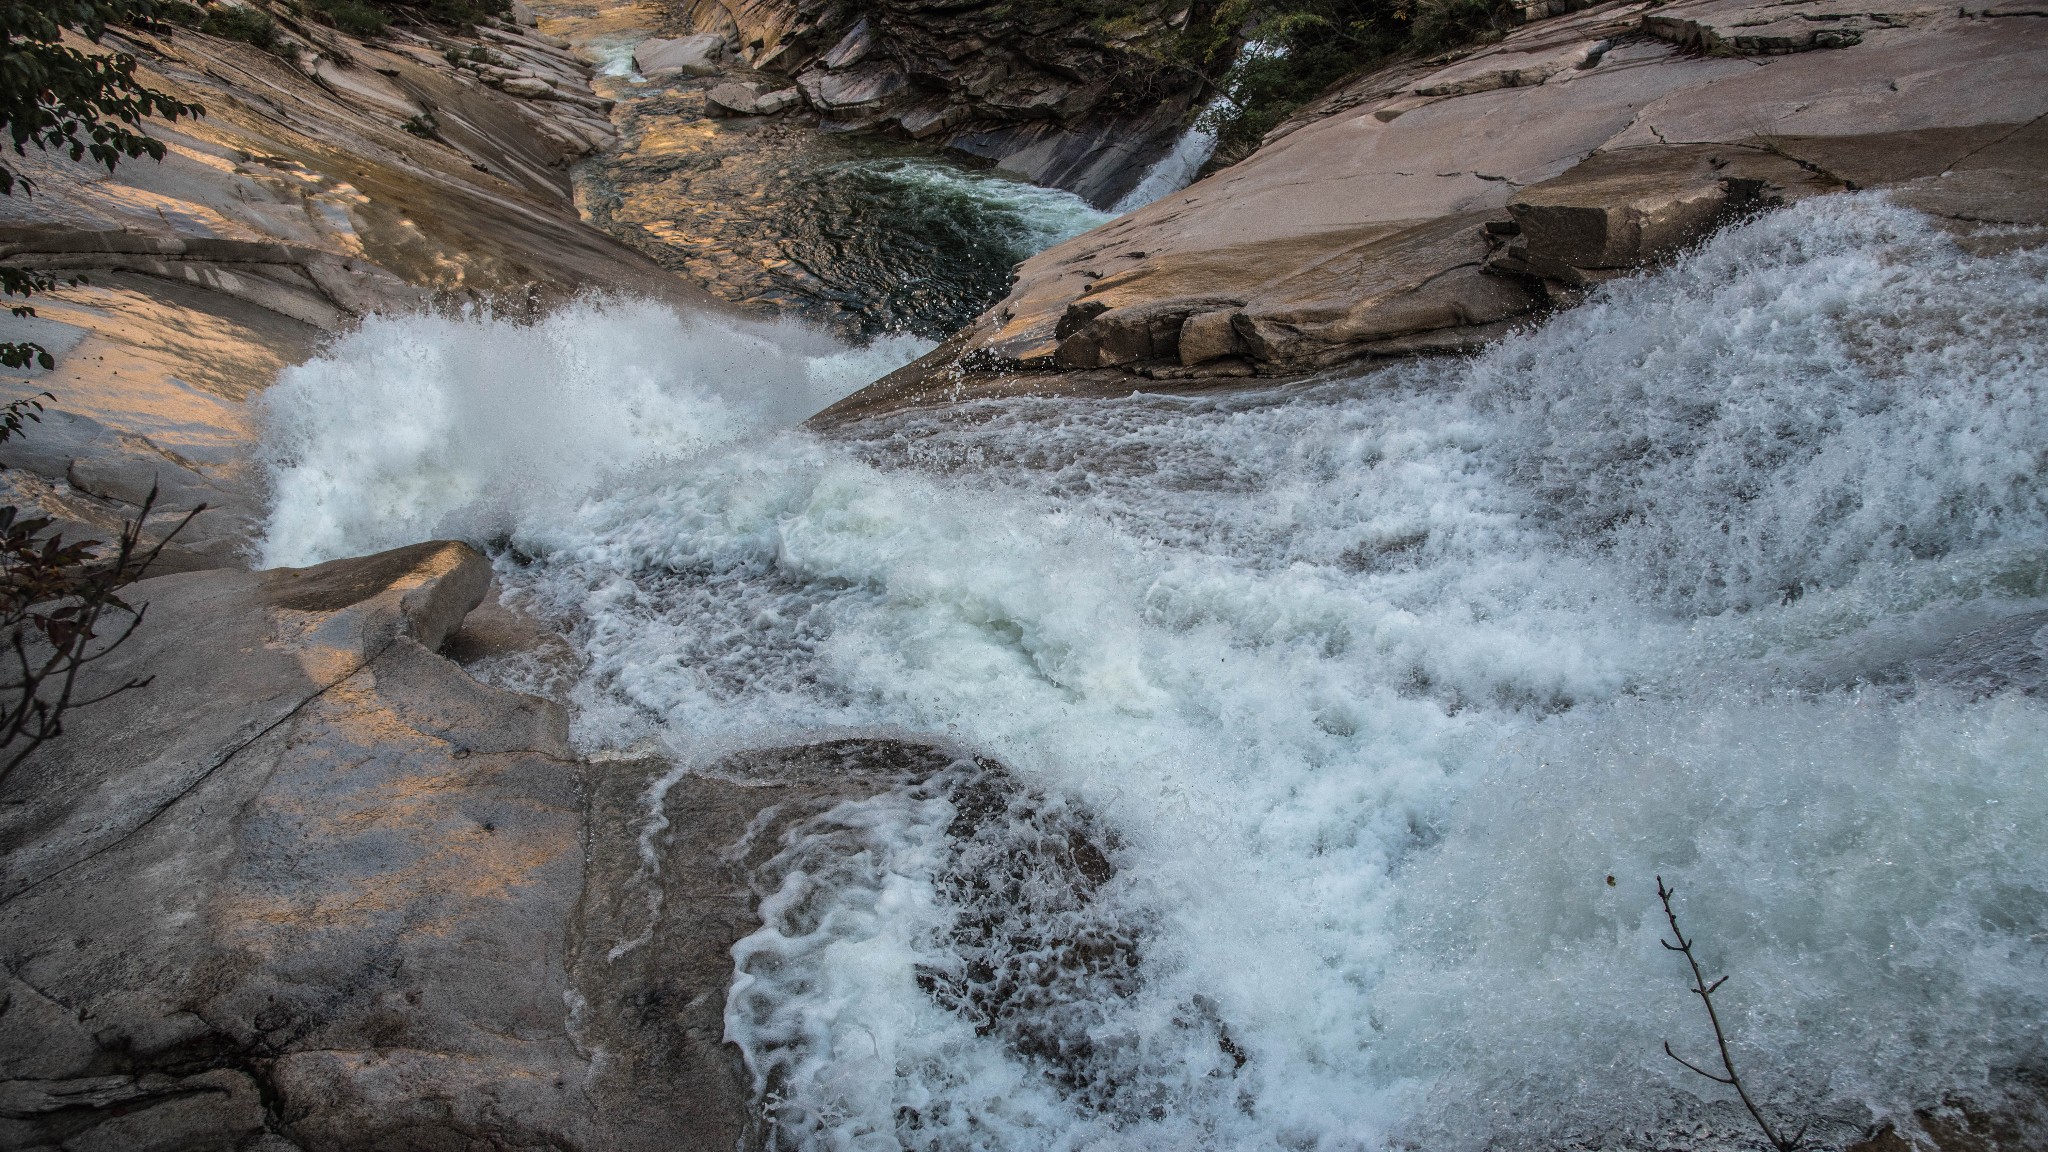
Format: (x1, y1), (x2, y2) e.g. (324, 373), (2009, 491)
(706, 80), (801, 115)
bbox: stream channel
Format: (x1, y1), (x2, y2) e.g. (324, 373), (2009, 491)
(536, 0), (1115, 339)
(254, 6), (2048, 1150)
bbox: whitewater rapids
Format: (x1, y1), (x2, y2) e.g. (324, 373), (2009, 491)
(258, 196), (2048, 1151)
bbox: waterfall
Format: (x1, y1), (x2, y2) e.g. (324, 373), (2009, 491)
(259, 195), (2048, 1151)
(1109, 116), (1220, 214)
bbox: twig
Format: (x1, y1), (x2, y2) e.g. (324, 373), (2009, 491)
(1657, 876), (1804, 1152)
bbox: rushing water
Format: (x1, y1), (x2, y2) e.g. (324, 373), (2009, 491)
(259, 196), (2048, 1150)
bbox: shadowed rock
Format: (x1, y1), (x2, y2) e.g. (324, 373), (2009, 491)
(666, 0), (1209, 206)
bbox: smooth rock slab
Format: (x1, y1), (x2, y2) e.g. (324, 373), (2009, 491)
(634, 33), (727, 77)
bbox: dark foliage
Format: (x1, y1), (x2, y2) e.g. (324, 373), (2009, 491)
(0, 1), (206, 196)
(303, 0), (389, 37)
(1187, 0), (1519, 163)
(2, 0), (204, 366)
(328, 0), (510, 31)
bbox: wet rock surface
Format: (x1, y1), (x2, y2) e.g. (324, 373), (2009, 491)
(570, 740), (959, 1151)
(813, 0), (2048, 421)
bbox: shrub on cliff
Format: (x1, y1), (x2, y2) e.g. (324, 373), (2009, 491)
(0, 399), (199, 782)
(1191, 0), (1520, 164)
(327, 0), (510, 31)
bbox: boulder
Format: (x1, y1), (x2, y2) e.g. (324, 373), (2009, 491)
(1054, 297), (1245, 368)
(500, 74), (556, 98)
(705, 81), (801, 116)
(1491, 143), (1840, 283)
(819, 18), (876, 70)
(797, 64), (911, 115)
(634, 33), (727, 78)
(1178, 310), (1243, 365)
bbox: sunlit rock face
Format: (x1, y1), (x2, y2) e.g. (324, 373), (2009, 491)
(0, 543), (589, 1147)
(0, 544), (946, 1149)
(820, 0), (2048, 420)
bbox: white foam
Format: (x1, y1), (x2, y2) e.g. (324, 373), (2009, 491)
(1110, 103), (1221, 214)
(859, 159), (1112, 252)
(256, 298), (929, 568)
(260, 196), (2048, 1149)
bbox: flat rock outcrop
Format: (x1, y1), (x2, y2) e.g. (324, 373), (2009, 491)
(813, 0), (2048, 421)
(0, 538), (1009, 1149)
(635, 32), (730, 76)
(666, 0), (1215, 205)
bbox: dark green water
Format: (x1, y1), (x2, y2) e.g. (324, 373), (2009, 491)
(575, 96), (1107, 340)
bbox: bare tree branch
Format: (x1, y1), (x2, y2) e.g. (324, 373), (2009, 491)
(1656, 876), (1805, 1152)
(0, 485), (203, 783)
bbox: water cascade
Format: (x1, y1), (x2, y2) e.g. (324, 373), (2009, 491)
(260, 195), (2048, 1150)
(1110, 113), (1221, 214)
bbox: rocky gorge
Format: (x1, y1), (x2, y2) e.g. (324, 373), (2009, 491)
(2, 0), (2046, 1149)
(822, 0), (2048, 416)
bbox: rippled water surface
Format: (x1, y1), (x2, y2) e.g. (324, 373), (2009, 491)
(581, 116), (1107, 339)
(259, 198), (2048, 1150)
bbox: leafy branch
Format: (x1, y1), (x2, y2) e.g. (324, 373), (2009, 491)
(2, 0), (206, 368)
(1657, 875), (1807, 1152)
